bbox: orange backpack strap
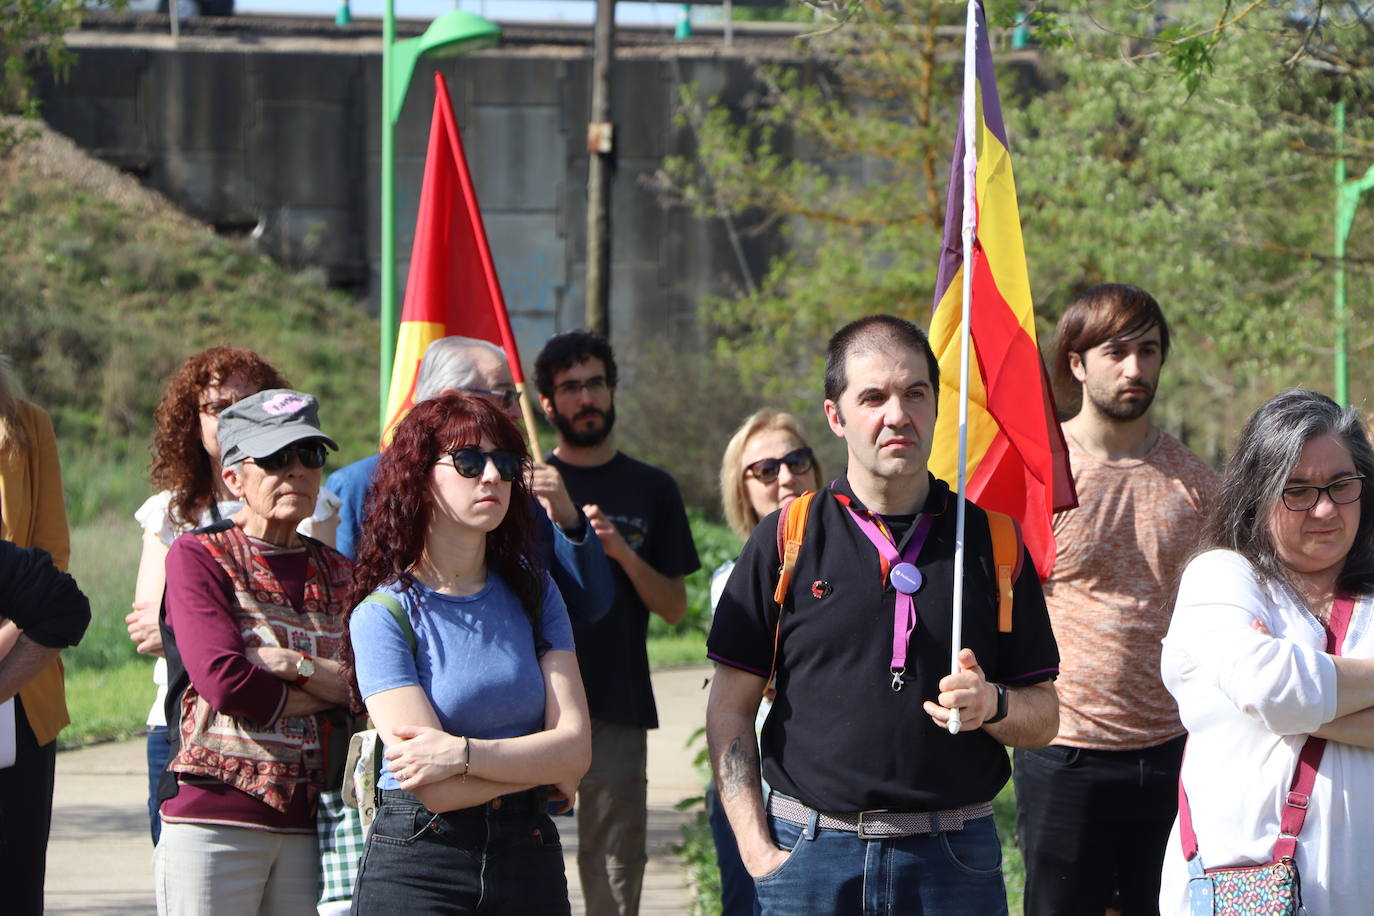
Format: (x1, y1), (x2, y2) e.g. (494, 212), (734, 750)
(986, 510), (1022, 633)
(766, 491), (816, 693)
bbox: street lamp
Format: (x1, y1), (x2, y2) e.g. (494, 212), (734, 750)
(380, 4), (501, 429)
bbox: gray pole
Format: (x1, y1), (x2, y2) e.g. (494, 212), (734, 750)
(585, 0), (615, 336)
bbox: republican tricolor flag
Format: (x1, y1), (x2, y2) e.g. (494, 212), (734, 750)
(928, 1), (1075, 580)
(383, 71), (527, 439)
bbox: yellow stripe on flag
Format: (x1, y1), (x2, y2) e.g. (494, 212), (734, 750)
(383, 320), (447, 437)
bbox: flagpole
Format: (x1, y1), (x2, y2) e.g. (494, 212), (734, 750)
(948, 0), (979, 736)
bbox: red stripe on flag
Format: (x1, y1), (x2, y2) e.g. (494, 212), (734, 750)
(964, 244), (1069, 577)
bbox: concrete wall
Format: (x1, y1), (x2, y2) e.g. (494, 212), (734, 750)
(36, 31), (789, 360)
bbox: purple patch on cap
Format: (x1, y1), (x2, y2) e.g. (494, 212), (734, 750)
(262, 393), (307, 416)
(890, 562), (922, 595)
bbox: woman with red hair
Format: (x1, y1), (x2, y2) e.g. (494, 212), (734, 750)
(347, 393), (590, 913)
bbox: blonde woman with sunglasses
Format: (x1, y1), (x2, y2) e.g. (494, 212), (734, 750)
(708, 409), (823, 916)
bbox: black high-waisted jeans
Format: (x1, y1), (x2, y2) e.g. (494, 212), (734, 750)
(350, 787), (570, 915)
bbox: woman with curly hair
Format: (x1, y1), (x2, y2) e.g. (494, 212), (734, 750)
(0, 352), (74, 916)
(347, 392), (590, 914)
(125, 346), (342, 845)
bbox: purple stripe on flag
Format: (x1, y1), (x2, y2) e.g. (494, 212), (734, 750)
(931, 1), (1009, 313)
(973, 2), (1009, 149)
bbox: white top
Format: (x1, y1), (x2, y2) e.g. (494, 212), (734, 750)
(135, 487), (341, 727)
(1159, 549), (1374, 914)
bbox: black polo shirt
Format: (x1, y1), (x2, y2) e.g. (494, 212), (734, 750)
(707, 474), (1058, 813)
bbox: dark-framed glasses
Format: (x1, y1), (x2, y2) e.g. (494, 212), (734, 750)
(442, 448), (526, 482)
(1281, 475), (1366, 512)
(250, 441), (329, 472)
(553, 376), (609, 398)
(744, 447), (815, 485)
(459, 387), (518, 410)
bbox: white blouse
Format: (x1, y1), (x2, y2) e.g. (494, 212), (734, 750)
(1159, 549), (1374, 914)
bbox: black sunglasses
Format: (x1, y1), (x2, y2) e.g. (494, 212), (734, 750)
(250, 441), (329, 472)
(744, 447), (815, 485)
(443, 448), (526, 482)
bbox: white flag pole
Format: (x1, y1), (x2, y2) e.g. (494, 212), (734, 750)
(948, 0), (979, 736)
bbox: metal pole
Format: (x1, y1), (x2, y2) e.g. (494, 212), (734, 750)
(1334, 101), (1350, 406)
(381, 0), (398, 433)
(585, 0), (615, 337)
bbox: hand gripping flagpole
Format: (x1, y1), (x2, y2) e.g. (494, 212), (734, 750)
(948, 0), (980, 736)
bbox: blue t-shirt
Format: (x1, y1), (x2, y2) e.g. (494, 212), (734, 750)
(351, 570), (575, 790)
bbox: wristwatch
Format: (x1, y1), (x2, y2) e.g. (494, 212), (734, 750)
(294, 652), (316, 687)
(985, 683), (1008, 725)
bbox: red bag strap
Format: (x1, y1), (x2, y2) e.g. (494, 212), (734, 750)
(1179, 595), (1357, 864)
(766, 492), (816, 697)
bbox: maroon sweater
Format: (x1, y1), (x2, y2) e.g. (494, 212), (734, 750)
(160, 535), (315, 832)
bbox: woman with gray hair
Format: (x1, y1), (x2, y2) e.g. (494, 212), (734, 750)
(1159, 388), (1374, 913)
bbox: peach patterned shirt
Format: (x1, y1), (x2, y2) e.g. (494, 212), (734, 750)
(1044, 428), (1218, 749)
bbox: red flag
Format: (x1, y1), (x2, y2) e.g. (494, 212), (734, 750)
(383, 71), (525, 436)
(928, 1), (1075, 578)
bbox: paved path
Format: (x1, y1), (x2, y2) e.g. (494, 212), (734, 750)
(45, 665), (713, 914)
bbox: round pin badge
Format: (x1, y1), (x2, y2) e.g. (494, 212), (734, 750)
(890, 562), (922, 595)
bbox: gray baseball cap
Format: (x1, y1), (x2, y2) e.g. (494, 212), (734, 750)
(217, 388), (339, 467)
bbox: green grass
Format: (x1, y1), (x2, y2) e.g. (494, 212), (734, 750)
(60, 659), (154, 748)
(648, 631), (709, 669)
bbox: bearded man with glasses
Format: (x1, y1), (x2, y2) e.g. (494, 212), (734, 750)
(533, 329), (701, 916)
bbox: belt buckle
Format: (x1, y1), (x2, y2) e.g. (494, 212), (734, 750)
(855, 808), (892, 839)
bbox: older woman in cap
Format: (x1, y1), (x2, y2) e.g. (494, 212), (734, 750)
(155, 389), (354, 916)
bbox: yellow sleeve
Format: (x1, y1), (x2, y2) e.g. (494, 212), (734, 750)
(20, 401), (71, 572)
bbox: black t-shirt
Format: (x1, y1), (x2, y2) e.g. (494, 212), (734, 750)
(546, 452), (701, 729)
(707, 474), (1058, 813)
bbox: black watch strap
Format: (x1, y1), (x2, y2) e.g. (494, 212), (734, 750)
(985, 683), (1008, 725)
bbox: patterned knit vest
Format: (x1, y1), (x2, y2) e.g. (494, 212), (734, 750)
(169, 524), (352, 812)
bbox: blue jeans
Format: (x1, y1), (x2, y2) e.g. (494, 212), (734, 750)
(351, 787), (570, 915)
(146, 725), (170, 845)
(753, 796), (1008, 916)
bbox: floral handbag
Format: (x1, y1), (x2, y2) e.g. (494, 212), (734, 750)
(1178, 597), (1353, 916)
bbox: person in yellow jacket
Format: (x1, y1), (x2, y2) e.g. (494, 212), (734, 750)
(0, 354), (72, 916)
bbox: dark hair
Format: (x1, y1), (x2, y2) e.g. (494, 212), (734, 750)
(824, 315), (939, 403)
(1051, 284), (1170, 412)
(1198, 388), (1374, 602)
(534, 329), (618, 399)
(150, 347), (290, 527)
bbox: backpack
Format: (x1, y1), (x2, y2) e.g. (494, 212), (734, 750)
(765, 492), (1022, 689)
(340, 591), (415, 832)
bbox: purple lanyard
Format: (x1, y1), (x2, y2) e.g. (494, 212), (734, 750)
(840, 504), (935, 692)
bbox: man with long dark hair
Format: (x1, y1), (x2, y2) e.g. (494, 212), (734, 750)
(1015, 284), (1218, 916)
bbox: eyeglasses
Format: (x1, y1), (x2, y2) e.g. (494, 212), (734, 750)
(744, 447), (815, 485)
(441, 448), (526, 482)
(458, 387), (518, 410)
(199, 398), (235, 417)
(553, 376), (609, 398)
(1281, 475), (1366, 512)
(249, 442), (329, 472)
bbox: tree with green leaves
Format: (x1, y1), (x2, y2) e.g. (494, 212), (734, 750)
(662, 0), (1374, 461)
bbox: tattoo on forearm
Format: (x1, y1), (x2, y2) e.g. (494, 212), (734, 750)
(718, 736), (760, 802)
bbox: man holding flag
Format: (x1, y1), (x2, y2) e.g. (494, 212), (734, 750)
(706, 315), (1059, 914)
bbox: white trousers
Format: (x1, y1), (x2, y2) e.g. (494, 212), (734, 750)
(155, 821), (319, 916)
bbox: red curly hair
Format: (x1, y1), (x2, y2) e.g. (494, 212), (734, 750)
(348, 392), (542, 619)
(344, 394), (543, 698)
(149, 347), (290, 527)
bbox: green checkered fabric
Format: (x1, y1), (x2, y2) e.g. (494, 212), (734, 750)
(317, 788), (366, 904)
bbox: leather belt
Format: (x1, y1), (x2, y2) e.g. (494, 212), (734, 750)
(767, 793), (994, 839)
